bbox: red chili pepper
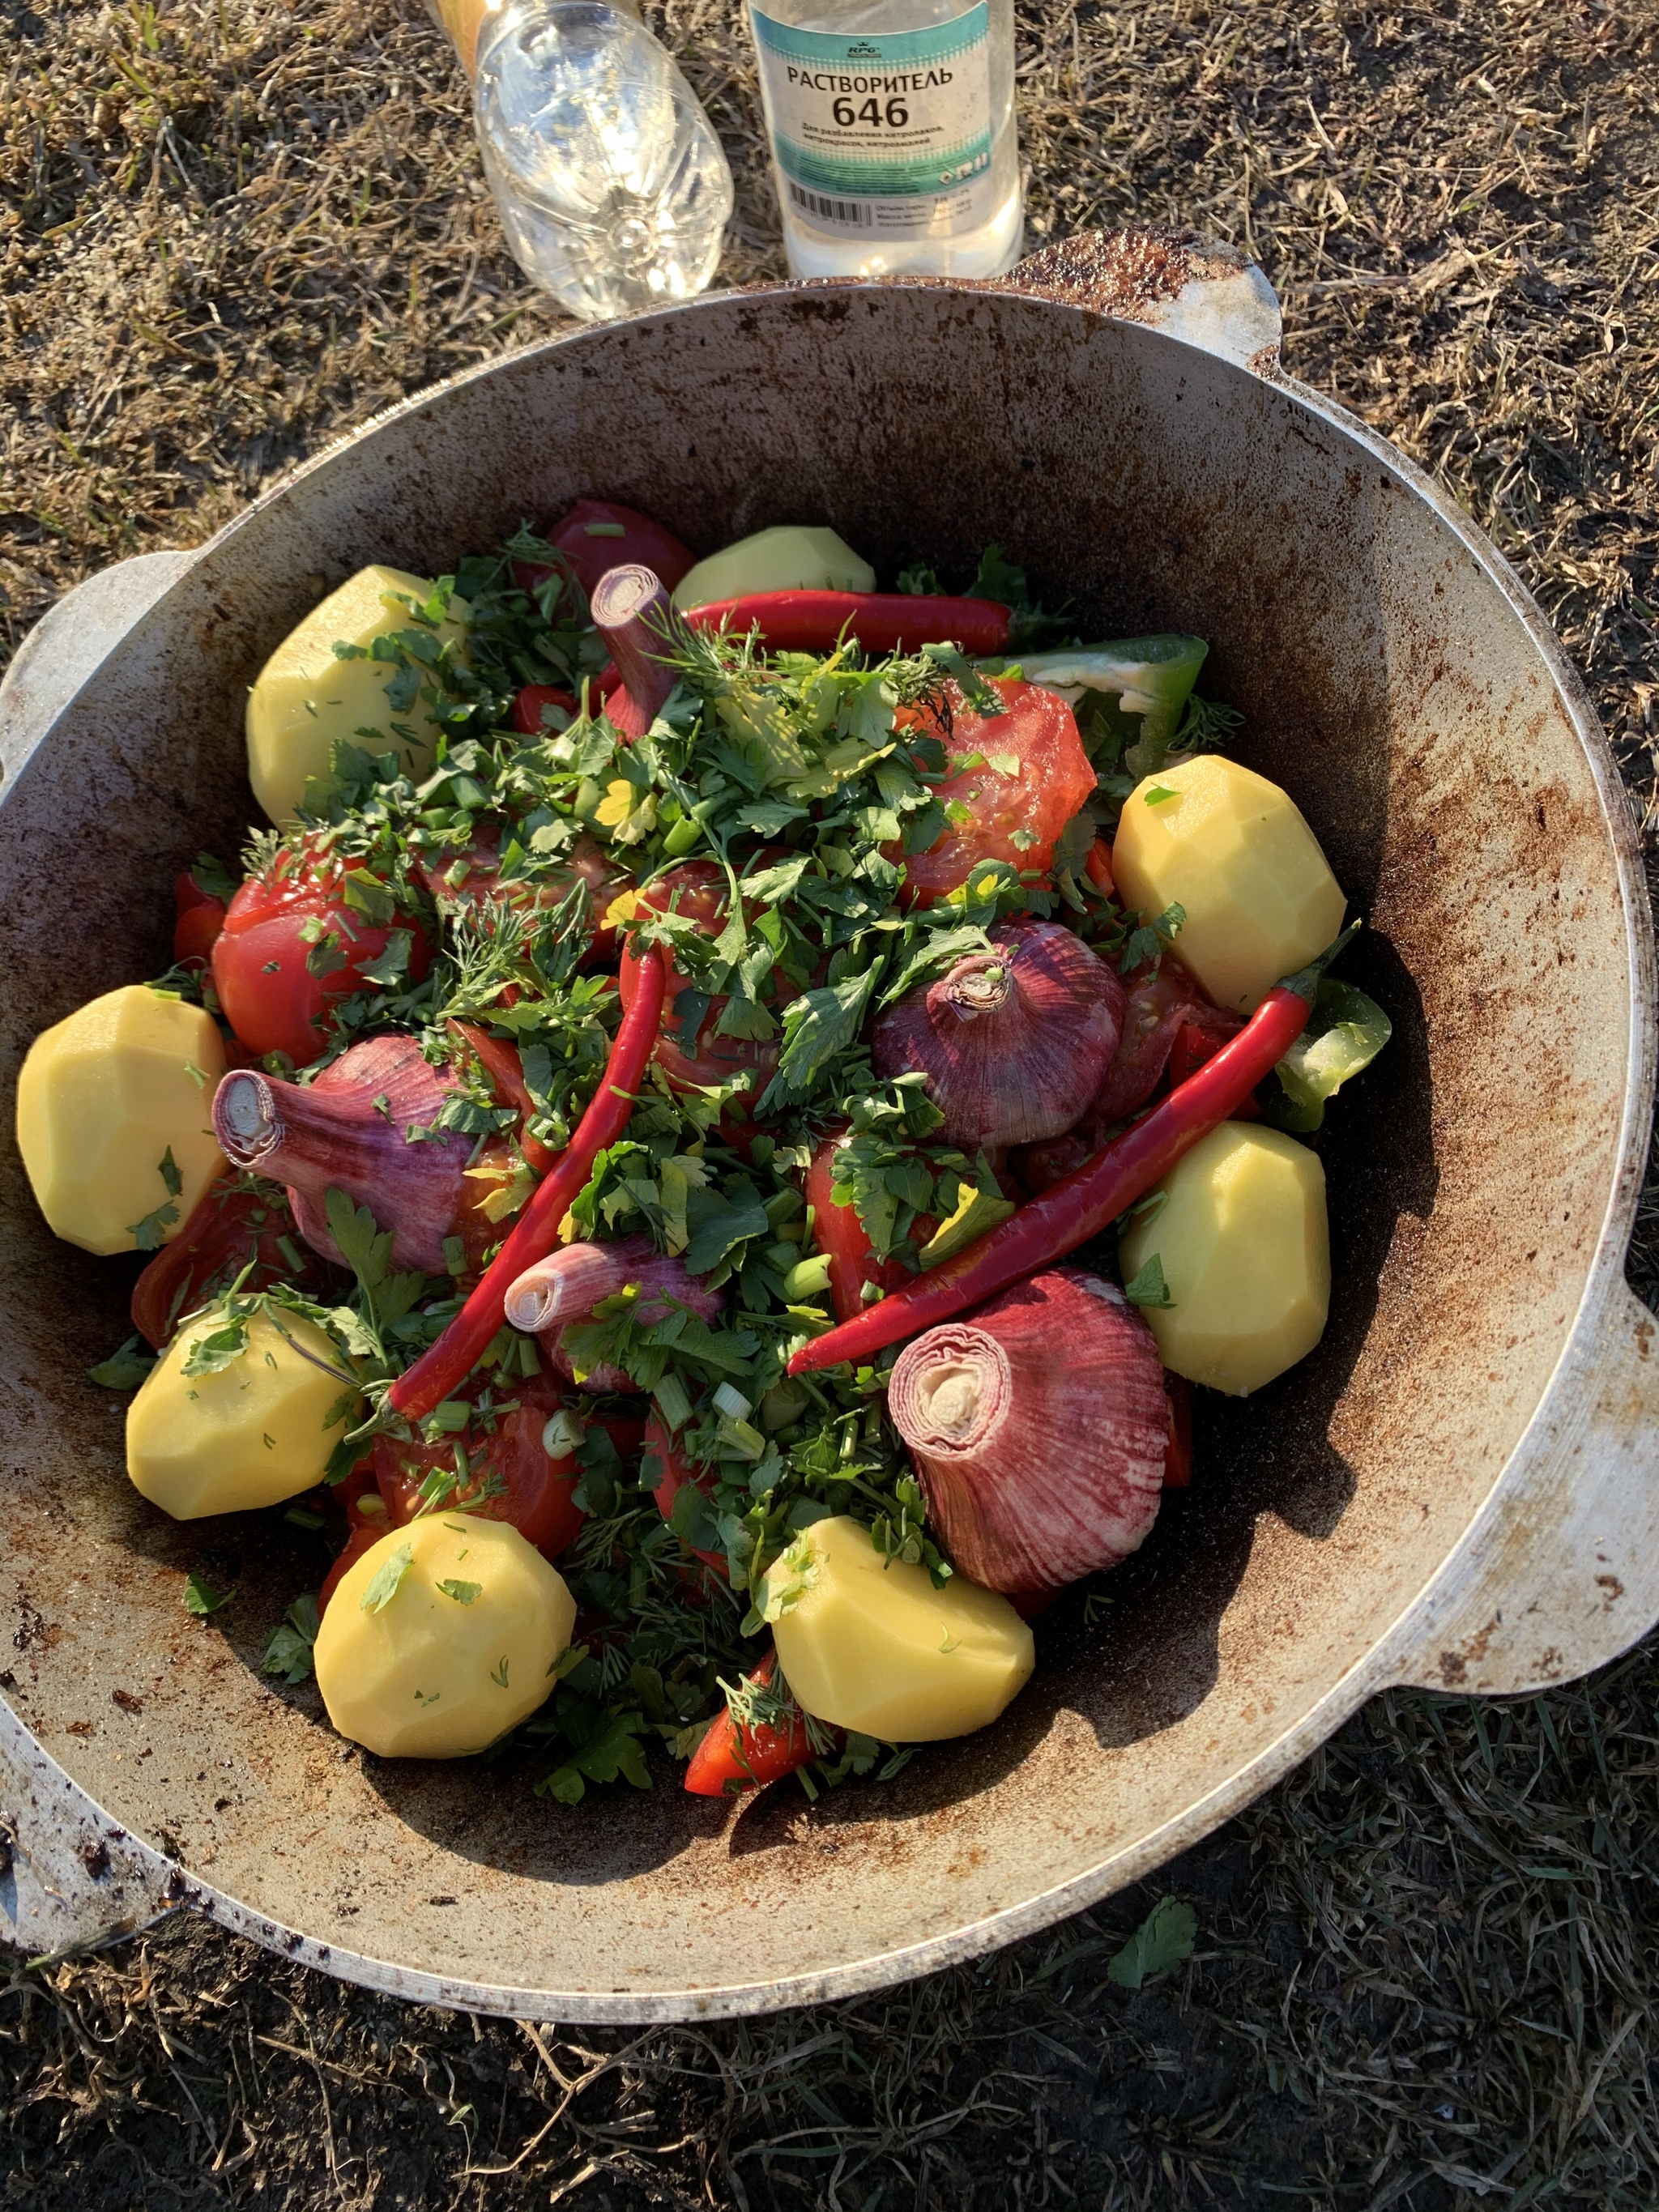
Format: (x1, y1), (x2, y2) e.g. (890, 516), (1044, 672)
(510, 684), (578, 736)
(683, 590), (1012, 659)
(389, 948), (667, 1422)
(446, 1019), (558, 1178)
(787, 931), (1355, 1378)
(1083, 838), (1115, 896)
(684, 1648), (834, 1798)
(1162, 1376), (1194, 1490)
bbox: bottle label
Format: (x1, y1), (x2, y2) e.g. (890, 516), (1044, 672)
(750, 2), (995, 239)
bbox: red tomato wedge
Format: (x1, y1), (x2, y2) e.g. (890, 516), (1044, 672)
(212, 838), (432, 1066)
(372, 1370), (585, 1560)
(643, 1413), (727, 1575)
(804, 1131), (938, 1323)
(130, 1174), (331, 1349)
(888, 678), (1095, 906)
(173, 866), (228, 969)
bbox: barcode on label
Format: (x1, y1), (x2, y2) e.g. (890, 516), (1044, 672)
(788, 180), (874, 228)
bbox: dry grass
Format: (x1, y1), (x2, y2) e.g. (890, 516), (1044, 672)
(4, 0), (1659, 2204)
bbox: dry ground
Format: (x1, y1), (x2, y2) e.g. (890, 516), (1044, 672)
(4, 0), (1659, 2204)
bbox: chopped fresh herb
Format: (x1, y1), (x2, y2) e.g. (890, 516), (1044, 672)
(262, 1594), (321, 1684)
(1107, 1896), (1197, 1988)
(437, 1579), (482, 1605)
(1122, 1253), (1174, 1308)
(185, 1571), (234, 1617)
(360, 1542), (415, 1613)
(88, 1336), (156, 1391)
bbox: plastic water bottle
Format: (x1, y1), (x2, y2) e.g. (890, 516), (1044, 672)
(748, 0), (1022, 279)
(433, 0), (735, 322)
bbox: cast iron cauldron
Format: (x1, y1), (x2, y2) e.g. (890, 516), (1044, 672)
(2, 234), (1656, 2020)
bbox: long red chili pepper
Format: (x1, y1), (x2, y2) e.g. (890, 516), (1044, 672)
(683, 590), (1012, 659)
(390, 947), (667, 1422)
(788, 931), (1357, 1378)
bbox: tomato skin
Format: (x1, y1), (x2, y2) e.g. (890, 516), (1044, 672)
(804, 1132), (936, 1323)
(372, 1370), (585, 1560)
(1010, 1132), (1092, 1198)
(318, 1479), (388, 1616)
(173, 869), (228, 968)
(618, 856), (804, 1097)
(130, 1173), (331, 1349)
(514, 499), (697, 602)
(212, 842), (432, 1065)
(417, 824), (629, 967)
(643, 1413), (727, 1575)
(684, 1648), (832, 1797)
(510, 685), (578, 735)
(888, 679), (1095, 906)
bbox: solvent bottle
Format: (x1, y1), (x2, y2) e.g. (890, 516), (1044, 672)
(747, 0), (1022, 279)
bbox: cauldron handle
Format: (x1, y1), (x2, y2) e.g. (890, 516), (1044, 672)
(990, 225), (1284, 374)
(1385, 1281), (1659, 1697)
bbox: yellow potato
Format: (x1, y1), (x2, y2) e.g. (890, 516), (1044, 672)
(127, 1306), (360, 1519)
(245, 565), (471, 825)
(1119, 1122), (1330, 1396)
(672, 526), (876, 612)
(1111, 755), (1346, 1012)
(314, 1518), (574, 1758)
(15, 985), (225, 1255)
(761, 1515), (1034, 1742)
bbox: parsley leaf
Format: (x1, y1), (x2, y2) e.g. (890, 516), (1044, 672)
(1107, 1897), (1197, 1988)
(262, 1594), (321, 1684)
(437, 1578), (482, 1605)
(88, 1336), (156, 1391)
(360, 1541), (414, 1613)
(535, 1710), (651, 1804)
(1122, 1254), (1175, 1308)
(185, 1571), (235, 1617)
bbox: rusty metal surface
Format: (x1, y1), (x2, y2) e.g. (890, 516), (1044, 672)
(1, 250), (1655, 2019)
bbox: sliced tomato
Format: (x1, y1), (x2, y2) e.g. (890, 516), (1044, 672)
(887, 679), (1095, 906)
(416, 823), (629, 966)
(173, 866), (228, 969)
(643, 1413), (727, 1575)
(804, 1131), (937, 1323)
(684, 1648), (834, 1798)
(618, 855), (805, 1098)
(318, 1477), (390, 1617)
(510, 684), (578, 736)
(130, 1174), (331, 1349)
(513, 499), (697, 602)
(372, 1370), (585, 1560)
(211, 837), (432, 1066)
(1085, 962), (1243, 1135)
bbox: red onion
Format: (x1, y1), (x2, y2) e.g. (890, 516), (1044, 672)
(871, 919), (1124, 1153)
(590, 565), (678, 739)
(213, 1035), (479, 1276)
(888, 1267), (1167, 1600)
(504, 1234), (723, 1394)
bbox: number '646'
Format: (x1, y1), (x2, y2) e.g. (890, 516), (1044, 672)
(833, 95), (910, 127)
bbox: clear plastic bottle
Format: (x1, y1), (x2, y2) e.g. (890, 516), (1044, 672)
(435, 0), (735, 322)
(747, 0), (1021, 279)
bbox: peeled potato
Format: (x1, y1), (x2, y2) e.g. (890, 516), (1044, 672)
(15, 985), (225, 1255)
(1119, 1122), (1330, 1396)
(127, 1306), (360, 1518)
(1111, 755), (1346, 1013)
(245, 565), (471, 825)
(313, 1518), (574, 1758)
(760, 1515), (1034, 1741)
(672, 526), (876, 612)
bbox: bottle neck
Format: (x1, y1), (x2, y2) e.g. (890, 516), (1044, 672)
(429, 0), (642, 79)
